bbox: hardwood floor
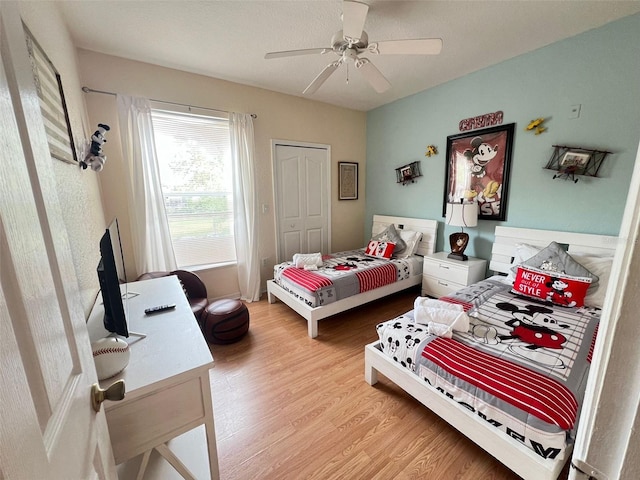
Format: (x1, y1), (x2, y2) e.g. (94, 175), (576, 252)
(209, 288), (570, 480)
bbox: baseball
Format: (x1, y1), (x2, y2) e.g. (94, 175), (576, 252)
(91, 337), (130, 380)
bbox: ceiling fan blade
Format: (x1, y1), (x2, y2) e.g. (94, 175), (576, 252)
(355, 58), (391, 93)
(370, 38), (443, 55)
(265, 48), (330, 60)
(303, 61), (341, 95)
(342, 0), (369, 42)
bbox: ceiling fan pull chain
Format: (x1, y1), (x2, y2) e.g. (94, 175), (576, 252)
(346, 63), (350, 84)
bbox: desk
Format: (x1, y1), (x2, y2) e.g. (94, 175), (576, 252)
(87, 275), (219, 480)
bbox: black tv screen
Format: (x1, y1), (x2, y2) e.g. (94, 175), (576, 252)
(98, 219), (128, 337)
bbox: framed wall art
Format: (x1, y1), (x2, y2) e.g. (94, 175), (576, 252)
(560, 151), (591, 169)
(443, 123), (515, 221)
(395, 161), (422, 185)
(24, 25), (77, 164)
(338, 162), (358, 200)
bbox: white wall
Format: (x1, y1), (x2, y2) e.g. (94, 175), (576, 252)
(18, 1), (106, 315)
(77, 50), (367, 300)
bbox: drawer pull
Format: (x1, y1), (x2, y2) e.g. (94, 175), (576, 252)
(439, 264), (450, 269)
(438, 281), (449, 286)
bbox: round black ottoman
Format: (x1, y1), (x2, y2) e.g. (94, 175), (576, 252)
(201, 299), (250, 344)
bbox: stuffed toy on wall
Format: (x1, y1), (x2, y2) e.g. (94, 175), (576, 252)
(81, 123), (110, 171)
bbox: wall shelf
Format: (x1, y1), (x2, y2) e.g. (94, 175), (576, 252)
(544, 145), (611, 183)
(395, 161), (422, 186)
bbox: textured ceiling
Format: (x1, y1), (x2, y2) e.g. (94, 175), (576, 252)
(58, 0), (640, 111)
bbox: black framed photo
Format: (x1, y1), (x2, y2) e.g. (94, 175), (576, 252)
(443, 123), (515, 221)
(338, 162), (358, 200)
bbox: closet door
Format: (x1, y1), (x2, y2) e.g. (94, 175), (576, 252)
(274, 142), (331, 263)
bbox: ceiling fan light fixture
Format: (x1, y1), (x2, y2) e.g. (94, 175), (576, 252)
(342, 48), (359, 63)
(264, 0), (442, 95)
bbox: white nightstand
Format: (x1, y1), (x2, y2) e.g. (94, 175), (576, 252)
(422, 252), (487, 298)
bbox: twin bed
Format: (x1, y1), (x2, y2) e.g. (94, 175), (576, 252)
(268, 218), (617, 479)
(267, 215), (438, 338)
(366, 225), (617, 480)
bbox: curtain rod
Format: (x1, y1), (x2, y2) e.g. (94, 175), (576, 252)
(81, 86), (257, 119)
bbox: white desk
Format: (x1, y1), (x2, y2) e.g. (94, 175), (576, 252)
(87, 275), (219, 480)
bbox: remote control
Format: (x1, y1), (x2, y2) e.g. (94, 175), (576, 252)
(144, 304), (176, 315)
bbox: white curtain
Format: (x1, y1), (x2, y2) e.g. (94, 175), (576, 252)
(116, 95), (177, 275)
(229, 113), (261, 302)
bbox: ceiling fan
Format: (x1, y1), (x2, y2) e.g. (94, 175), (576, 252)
(264, 0), (442, 95)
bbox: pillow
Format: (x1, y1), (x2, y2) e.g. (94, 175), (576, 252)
(512, 241), (599, 285)
(511, 265), (592, 308)
(364, 240), (396, 259)
(571, 254), (614, 307)
(504, 243), (542, 284)
(293, 252), (323, 268)
(393, 230), (423, 258)
(372, 224), (407, 254)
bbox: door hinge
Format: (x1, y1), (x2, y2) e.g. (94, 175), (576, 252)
(571, 459), (608, 480)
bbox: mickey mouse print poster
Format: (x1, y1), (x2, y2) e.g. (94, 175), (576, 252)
(443, 123), (515, 221)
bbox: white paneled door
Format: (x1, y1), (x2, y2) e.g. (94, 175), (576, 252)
(274, 143), (331, 263)
(0, 4), (116, 479)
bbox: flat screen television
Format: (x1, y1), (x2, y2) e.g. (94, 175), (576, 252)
(98, 218), (129, 337)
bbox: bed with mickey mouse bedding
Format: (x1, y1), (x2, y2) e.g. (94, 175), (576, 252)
(364, 226), (618, 480)
(267, 215), (438, 338)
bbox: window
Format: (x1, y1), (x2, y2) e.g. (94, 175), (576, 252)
(150, 109), (236, 268)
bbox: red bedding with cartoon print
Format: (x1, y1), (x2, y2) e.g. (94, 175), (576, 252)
(273, 249), (421, 308)
(376, 278), (600, 462)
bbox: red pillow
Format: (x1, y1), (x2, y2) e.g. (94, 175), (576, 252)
(511, 265), (592, 308)
(364, 240), (396, 259)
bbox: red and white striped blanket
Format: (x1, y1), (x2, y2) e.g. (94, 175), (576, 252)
(273, 249), (418, 308)
(376, 278), (601, 460)
(282, 261), (397, 293)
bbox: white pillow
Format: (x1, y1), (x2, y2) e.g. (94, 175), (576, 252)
(293, 252), (323, 268)
(504, 243), (542, 284)
(394, 230), (422, 258)
(571, 254), (614, 308)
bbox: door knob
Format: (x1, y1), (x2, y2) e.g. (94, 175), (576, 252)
(91, 380), (125, 412)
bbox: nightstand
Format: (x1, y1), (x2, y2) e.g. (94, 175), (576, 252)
(422, 252), (487, 298)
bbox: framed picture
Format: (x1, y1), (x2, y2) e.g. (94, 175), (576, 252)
(400, 166), (413, 180)
(560, 151), (591, 168)
(443, 123), (515, 221)
(24, 25), (77, 164)
(338, 162), (358, 200)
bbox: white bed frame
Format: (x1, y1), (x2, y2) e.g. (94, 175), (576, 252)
(365, 226), (619, 480)
(267, 215), (438, 338)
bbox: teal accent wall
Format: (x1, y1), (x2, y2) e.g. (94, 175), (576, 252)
(366, 13), (640, 262)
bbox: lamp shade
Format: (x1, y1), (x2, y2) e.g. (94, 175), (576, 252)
(445, 202), (478, 228)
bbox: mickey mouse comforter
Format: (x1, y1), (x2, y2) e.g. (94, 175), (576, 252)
(376, 277), (600, 461)
(273, 249), (422, 308)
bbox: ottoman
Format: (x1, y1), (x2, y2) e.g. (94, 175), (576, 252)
(201, 299), (250, 344)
